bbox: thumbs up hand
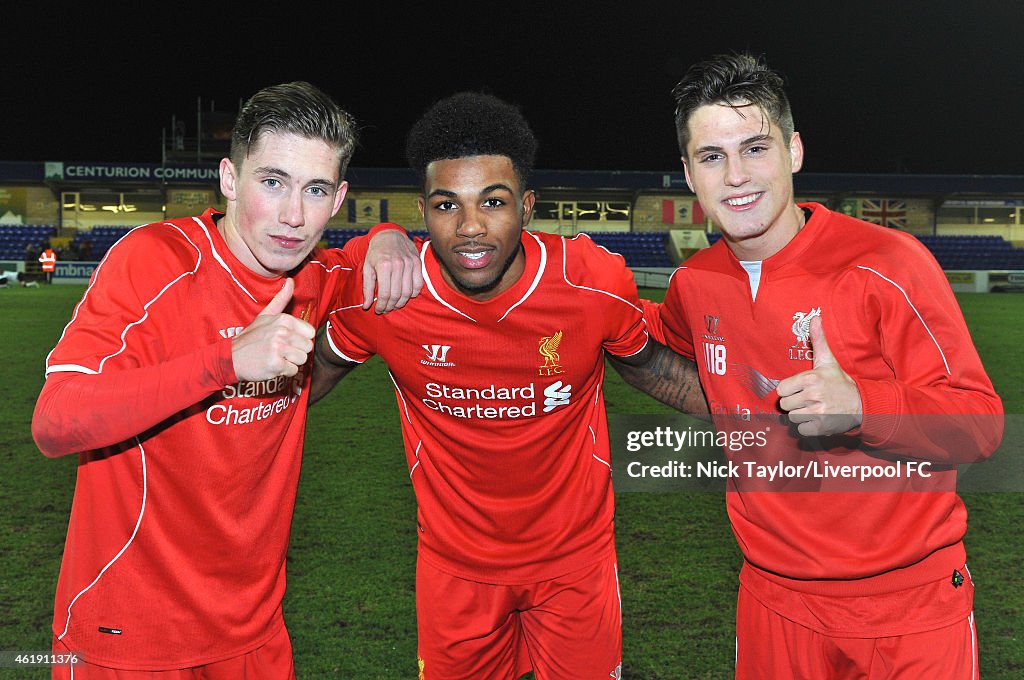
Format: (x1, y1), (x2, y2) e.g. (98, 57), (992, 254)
(776, 316), (863, 437)
(231, 278), (317, 382)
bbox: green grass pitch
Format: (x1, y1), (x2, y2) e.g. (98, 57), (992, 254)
(1, 285), (1020, 678)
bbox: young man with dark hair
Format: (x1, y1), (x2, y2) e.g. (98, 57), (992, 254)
(647, 53), (1003, 679)
(312, 91), (706, 679)
(33, 81), (421, 679)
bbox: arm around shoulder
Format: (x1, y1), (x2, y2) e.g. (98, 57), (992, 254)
(309, 332), (359, 405)
(339, 223), (423, 314)
(607, 340), (709, 417)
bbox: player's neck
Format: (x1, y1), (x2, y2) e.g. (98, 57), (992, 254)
(441, 246), (526, 302)
(727, 203), (806, 262)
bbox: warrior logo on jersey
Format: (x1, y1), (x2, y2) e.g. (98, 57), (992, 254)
(701, 313), (724, 342)
(421, 344), (455, 367)
(538, 330), (565, 376)
(701, 313), (728, 378)
(789, 307), (821, 361)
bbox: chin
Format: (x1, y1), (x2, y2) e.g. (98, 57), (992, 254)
(719, 219), (770, 240)
(454, 272), (501, 294)
(263, 254), (308, 276)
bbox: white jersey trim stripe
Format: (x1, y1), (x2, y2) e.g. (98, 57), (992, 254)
(45, 364), (99, 376)
(420, 241), (477, 323)
(58, 438), (147, 640)
(327, 301), (365, 315)
(615, 336), (651, 359)
(666, 265), (689, 288)
(194, 216), (258, 303)
(97, 265), (199, 374)
(43, 223), (151, 373)
(563, 234), (650, 358)
(324, 323), (365, 364)
(410, 441), (422, 478)
(562, 234), (643, 313)
(856, 266), (951, 375)
(969, 611), (977, 680)
(592, 419), (611, 469)
(307, 257), (355, 274)
(614, 561), (622, 627)
(46, 223), (202, 376)
(385, 370), (422, 478)
(496, 232), (547, 323)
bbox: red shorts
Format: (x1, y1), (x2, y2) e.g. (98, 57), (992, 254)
(51, 623), (295, 680)
(736, 585), (979, 680)
(416, 553), (622, 680)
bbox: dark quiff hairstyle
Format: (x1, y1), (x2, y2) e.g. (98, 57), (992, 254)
(405, 92), (538, 190)
(230, 81), (358, 178)
(672, 53), (795, 156)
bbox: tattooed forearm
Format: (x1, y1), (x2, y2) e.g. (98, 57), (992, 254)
(608, 342), (709, 417)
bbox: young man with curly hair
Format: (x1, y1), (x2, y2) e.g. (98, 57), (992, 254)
(312, 91), (705, 679)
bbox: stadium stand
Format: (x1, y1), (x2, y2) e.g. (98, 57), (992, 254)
(702, 232), (1024, 270)
(323, 228), (432, 249)
(581, 232), (675, 267)
(68, 225), (134, 261)
(915, 234), (1024, 270)
(0, 224), (56, 260)
(326, 228), (675, 267)
(8, 225), (1024, 272)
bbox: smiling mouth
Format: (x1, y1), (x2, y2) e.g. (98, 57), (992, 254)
(725, 192), (763, 207)
(455, 248), (494, 269)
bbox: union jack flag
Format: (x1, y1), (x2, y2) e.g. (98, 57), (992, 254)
(860, 199), (907, 228)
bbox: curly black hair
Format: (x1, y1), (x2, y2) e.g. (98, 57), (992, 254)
(406, 92), (538, 190)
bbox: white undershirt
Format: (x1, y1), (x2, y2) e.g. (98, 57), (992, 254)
(739, 260), (762, 301)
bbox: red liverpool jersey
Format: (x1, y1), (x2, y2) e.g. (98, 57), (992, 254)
(325, 230), (649, 584)
(42, 209), (363, 669)
(653, 203), (1002, 633)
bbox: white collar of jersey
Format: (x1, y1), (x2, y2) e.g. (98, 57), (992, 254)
(420, 231), (547, 324)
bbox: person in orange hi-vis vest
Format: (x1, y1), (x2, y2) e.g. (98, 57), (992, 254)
(38, 246), (56, 284)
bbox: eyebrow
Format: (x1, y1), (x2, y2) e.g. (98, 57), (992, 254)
(481, 183), (515, 195)
(427, 183), (516, 200)
(253, 166), (337, 188)
(694, 134), (773, 156)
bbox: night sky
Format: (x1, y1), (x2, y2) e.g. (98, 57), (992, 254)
(6, 4), (1022, 176)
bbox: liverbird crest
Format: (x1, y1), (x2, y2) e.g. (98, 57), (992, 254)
(791, 308), (821, 347)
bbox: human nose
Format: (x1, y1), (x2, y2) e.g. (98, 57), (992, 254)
(456, 205), (486, 238)
(280, 189), (305, 228)
(724, 156), (750, 187)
